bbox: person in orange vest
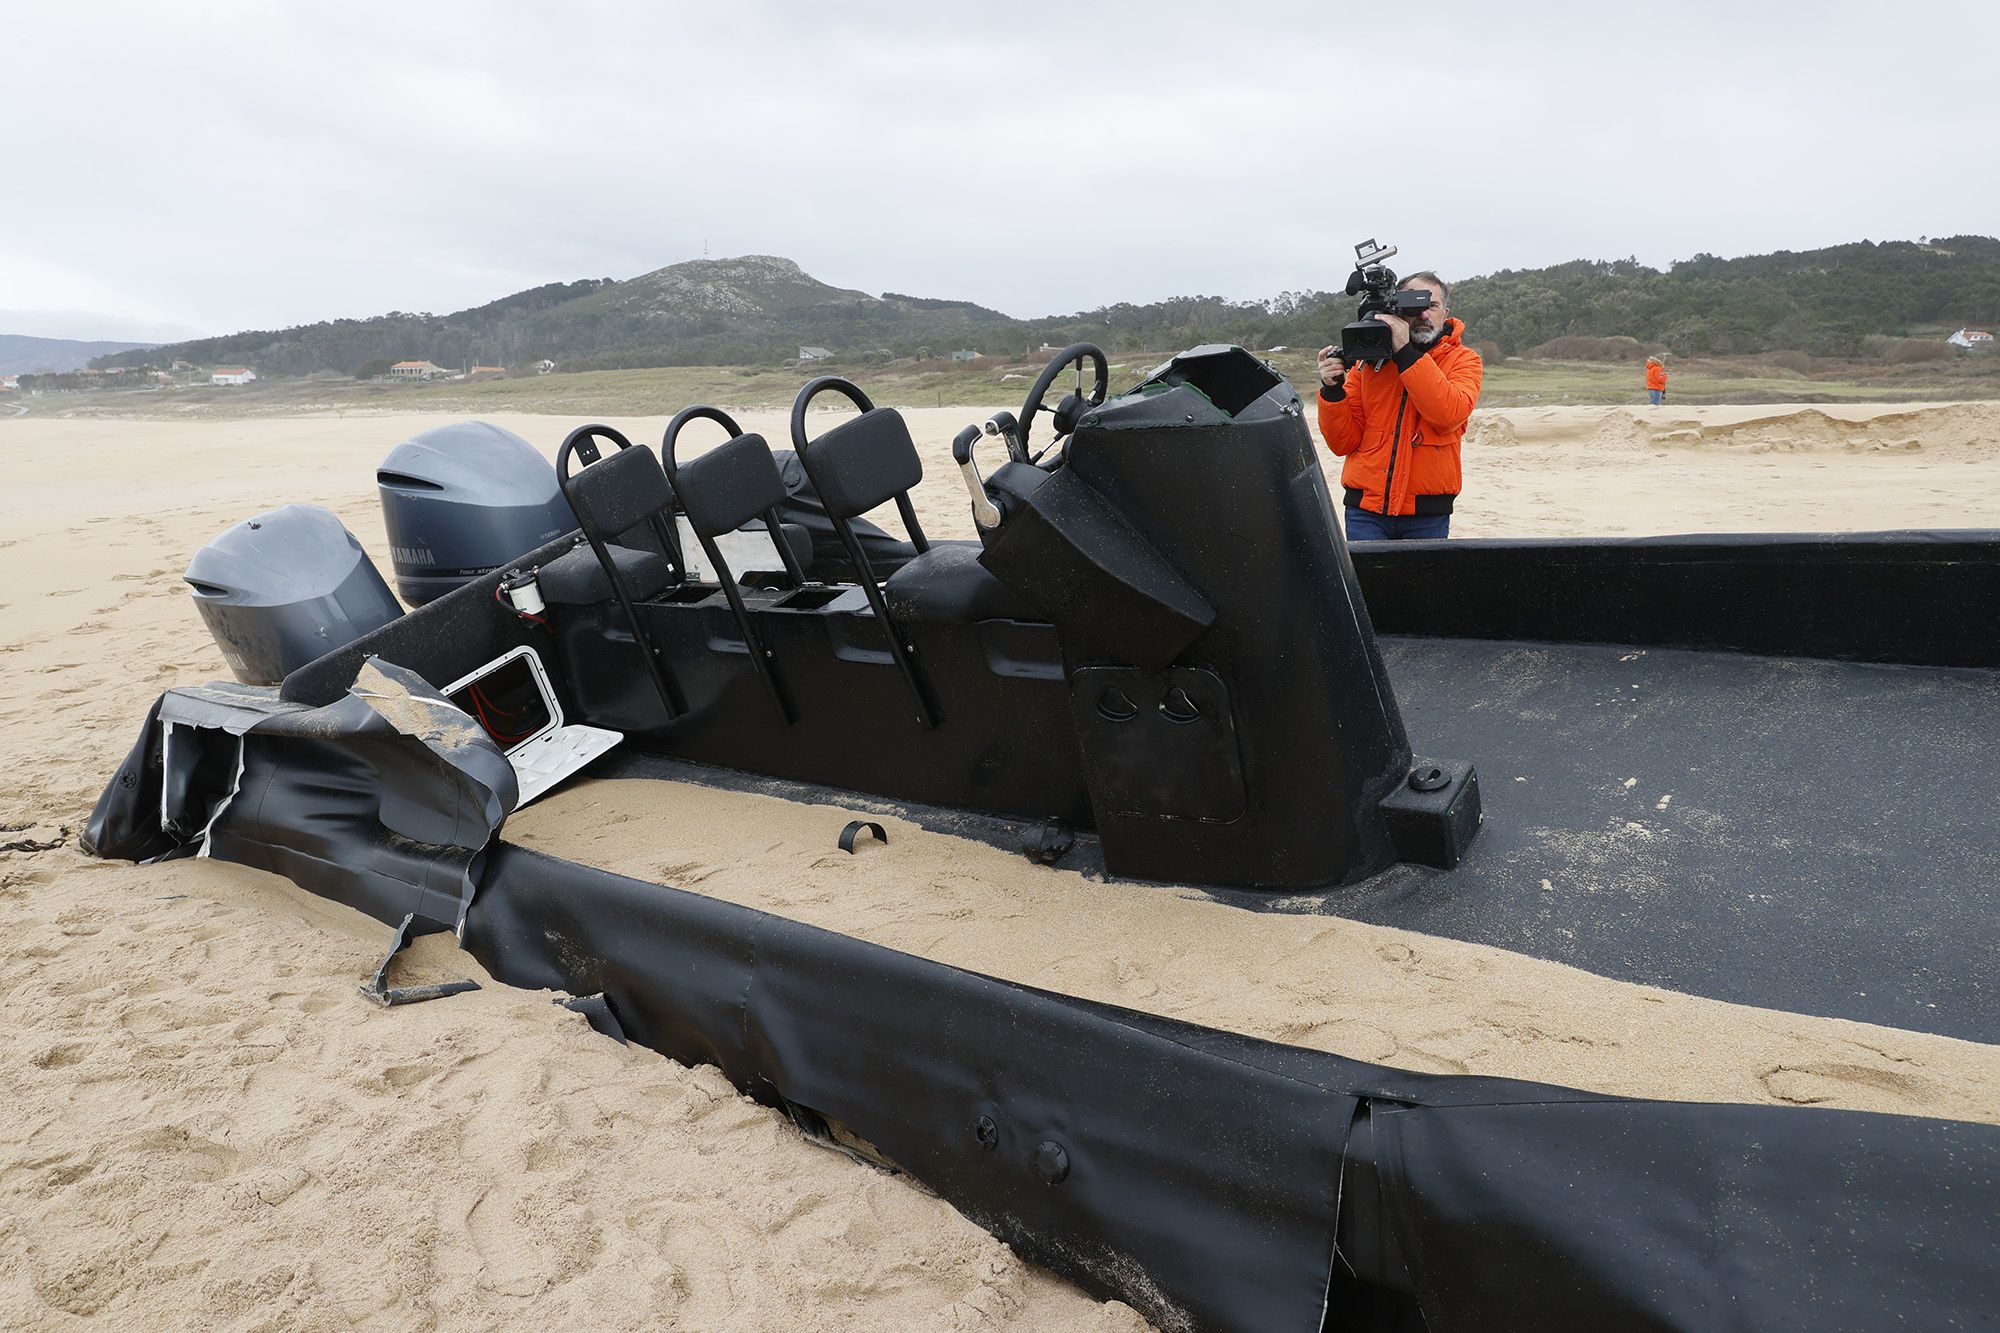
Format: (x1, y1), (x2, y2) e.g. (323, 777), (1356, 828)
(1645, 356), (1668, 406)
(1316, 272), (1483, 540)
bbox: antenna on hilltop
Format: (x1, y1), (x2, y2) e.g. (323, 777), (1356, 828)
(704, 237), (709, 260)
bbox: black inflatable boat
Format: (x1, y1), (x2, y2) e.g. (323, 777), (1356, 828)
(84, 344), (1999, 1332)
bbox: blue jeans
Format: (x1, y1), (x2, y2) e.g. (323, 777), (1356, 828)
(1344, 508), (1450, 541)
(1648, 389), (1664, 405)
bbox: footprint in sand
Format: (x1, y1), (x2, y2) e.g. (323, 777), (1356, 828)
(126, 1124), (243, 1182)
(231, 1165), (311, 1207)
(31, 1042), (92, 1070)
(116, 997), (239, 1035)
(1759, 1060), (1932, 1105)
(1275, 1018), (1400, 1063)
(379, 1062), (438, 1090)
(1374, 941), (1416, 967)
(462, 1180), (603, 1297)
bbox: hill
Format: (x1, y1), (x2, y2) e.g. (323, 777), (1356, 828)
(95, 258), (1019, 378)
(2, 334), (155, 376)
(90, 278), (616, 380)
(92, 238), (2000, 377)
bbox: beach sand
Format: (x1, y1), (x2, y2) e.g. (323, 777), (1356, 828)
(4, 399), (1998, 1327)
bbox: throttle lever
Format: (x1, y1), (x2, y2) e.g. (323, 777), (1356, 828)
(983, 410), (1027, 464)
(952, 424), (1004, 531)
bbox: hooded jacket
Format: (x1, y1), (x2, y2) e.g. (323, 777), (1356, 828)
(1646, 362), (1668, 391)
(1316, 318), (1483, 516)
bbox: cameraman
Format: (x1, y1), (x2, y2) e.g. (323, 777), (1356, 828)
(1316, 272), (1483, 540)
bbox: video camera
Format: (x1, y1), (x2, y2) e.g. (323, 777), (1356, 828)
(1338, 239), (1433, 367)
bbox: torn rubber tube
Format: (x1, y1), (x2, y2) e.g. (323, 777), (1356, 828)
(82, 676), (2000, 1332)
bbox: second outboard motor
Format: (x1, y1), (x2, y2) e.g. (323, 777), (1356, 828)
(185, 504), (403, 686)
(377, 421), (574, 605)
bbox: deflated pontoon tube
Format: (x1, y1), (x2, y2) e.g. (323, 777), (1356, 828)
(1349, 531), (2000, 669)
(83, 675), (2000, 1333)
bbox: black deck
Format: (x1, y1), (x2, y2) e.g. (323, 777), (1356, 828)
(609, 635), (1999, 1046)
(1279, 637), (1999, 1044)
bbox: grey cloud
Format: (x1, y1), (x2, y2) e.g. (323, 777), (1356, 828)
(3, 1), (1993, 336)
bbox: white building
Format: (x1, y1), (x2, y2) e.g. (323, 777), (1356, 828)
(798, 346), (833, 362)
(1947, 328), (1994, 349)
(388, 360), (447, 380)
(210, 367), (257, 386)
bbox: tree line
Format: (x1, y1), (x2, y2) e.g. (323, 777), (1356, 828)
(92, 236), (2000, 377)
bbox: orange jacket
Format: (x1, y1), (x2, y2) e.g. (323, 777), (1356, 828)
(1646, 363), (1668, 391)
(1316, 319), (1483, 516)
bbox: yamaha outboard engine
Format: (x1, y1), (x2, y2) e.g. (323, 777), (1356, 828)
(377, 421), (574, 605)
(185, 504), (403, 686)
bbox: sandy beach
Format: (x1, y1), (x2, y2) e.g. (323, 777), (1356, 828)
(5, 399), (1999, 1327)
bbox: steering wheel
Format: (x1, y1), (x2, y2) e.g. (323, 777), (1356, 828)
(1016, 342), (1108, 465)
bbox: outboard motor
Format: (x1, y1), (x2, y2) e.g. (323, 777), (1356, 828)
(377, 421), (574, 605)
(185, 504), (403, 686)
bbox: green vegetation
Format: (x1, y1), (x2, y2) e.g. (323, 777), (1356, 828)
(87, 238), (2000, 386)
(1448, 238), (2000, 357)
(44, 236), (1995, 419)
(21, 343), (2000, 422)
(91, 278), (616, 380)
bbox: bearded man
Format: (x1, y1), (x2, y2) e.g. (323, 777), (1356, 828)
(1315, 272), (1484, 540)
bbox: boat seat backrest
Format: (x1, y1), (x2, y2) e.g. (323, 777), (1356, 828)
(806, 408), (923, 521)
(567, 443), (674, 540)
(676, 433), (787, 541)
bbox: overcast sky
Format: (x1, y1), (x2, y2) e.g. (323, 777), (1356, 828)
(5, 1), (1995, 342)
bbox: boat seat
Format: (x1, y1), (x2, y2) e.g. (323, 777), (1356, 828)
(555, 425), (688, 719)
(807, 408), (924, 523)
(566, 444), (677, 549)
(794, 380), (943, 727)
(663, 411), (805, 725)
(885, 542), (1041, 625)
(769, 449), (920, 580)
(676, 433), (814, 580)
(538, 541), (678, 606)
(678, 433), (787, 539)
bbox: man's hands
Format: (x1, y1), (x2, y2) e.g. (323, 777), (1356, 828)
(1321, 311), (1417, 387)
(1373, 311), (1412, 352)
